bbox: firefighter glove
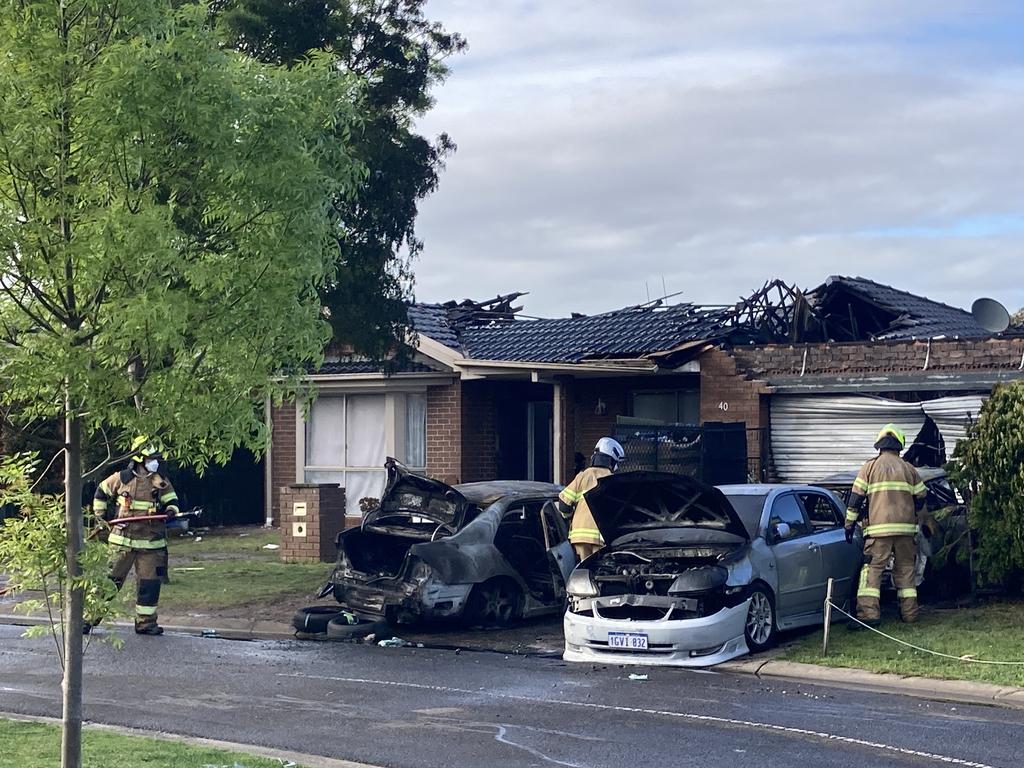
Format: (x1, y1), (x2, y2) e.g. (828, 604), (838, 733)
(844, 525), (855, 544)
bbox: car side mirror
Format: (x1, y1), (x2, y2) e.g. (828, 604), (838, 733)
(770, 522), (792, 542)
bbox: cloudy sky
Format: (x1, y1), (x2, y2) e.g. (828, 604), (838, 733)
(411, 0), (1024, 318)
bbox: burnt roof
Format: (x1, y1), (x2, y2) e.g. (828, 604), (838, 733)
(453, 480), (562, 506)
(403, 278), (1001, 368)
(408, 297), (732, 364)
(814, 276), (994, 341)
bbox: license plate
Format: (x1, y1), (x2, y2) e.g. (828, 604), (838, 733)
(607, 631), (649, 650)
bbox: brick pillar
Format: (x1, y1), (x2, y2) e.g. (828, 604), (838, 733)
(279, 483), (347, 563)
(557, 376), (577, 483)
(270, 401), (297, 526)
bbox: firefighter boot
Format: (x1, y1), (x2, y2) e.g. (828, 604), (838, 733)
(135, 624), (164, 636)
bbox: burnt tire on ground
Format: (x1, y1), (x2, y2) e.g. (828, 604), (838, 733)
(326, 615), (388, 640)
(744, 584), (777, 653)
(466, 578), (522, 628)
(292, 606), (342, 634)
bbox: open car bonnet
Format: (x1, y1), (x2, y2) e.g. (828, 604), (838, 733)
(362, 458), (471, 530)
(584, 471), (749, 543)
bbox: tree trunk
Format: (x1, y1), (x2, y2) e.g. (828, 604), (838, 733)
(61, 396), (83, 768)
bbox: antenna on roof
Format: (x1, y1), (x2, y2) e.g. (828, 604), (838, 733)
(971, 297), (1010, 333)
(645, 281), (650, 303)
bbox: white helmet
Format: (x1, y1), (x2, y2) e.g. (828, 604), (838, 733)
(594, 437), (625, 464)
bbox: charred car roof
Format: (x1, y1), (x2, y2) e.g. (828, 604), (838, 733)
(585, 471), (749, 542)
(453, 480), (562, 507)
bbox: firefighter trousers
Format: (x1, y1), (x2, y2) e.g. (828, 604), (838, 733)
(856, 535), (918, 623)
(105, 547), (168, 630)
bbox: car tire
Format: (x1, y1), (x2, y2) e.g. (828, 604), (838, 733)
(466, 578), (522, 628)
(325, 615), (388, 640)
(744, 584), (777, 653)
(292, 606), (342, 634)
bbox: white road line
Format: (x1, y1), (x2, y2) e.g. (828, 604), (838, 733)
(278, 673), (1002, 768)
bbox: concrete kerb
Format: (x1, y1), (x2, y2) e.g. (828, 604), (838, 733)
(4, 612), (1023, 711)
(0, 711), (382, 768)
(717, 657), (1024, 711)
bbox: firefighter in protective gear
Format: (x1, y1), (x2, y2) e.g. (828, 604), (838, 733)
(88, 436), (181, 635)
(558, 437), (625, 561)
(844, 424), (927, 625)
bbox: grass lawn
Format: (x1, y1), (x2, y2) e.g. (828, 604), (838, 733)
(160, 526), (333, 619)
(782, 600), (1024, 688)
(0, 718), (308, 768)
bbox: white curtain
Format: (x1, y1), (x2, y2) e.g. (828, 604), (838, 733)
(405, 393), (427, 468)
(306, 397), (345, 467)
(346, 394), (386, 467)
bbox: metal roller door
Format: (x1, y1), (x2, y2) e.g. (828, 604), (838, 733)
(769, 394), (986, 483)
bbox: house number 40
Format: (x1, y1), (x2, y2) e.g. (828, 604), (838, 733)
(718, 401), (729, 411)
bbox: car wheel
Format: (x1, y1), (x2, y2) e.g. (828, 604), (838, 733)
(744, 585), (776, 652)
(326, 615), (388, 640)
(467, 579), (521, 627)
(292, 606), (342, 634)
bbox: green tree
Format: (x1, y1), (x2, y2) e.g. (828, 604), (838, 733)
(0, 2), (364, 765)
(214, 0), (466, 359)
(1011, 307), (1024, 327)
(950, 382), (1024, 586)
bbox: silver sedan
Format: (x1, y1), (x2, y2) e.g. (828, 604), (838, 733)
(563, 474), (862, 667)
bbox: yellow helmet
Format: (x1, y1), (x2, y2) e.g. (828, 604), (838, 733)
(130, 435), (162, 463)
(875, 423), (906, 450)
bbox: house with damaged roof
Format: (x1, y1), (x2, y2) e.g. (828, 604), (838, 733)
(264, 275), (1024, 528)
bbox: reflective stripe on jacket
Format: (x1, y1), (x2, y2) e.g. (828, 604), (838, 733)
(559, 466), (612, 546)
(846, 451), (925, 538)
(93, 469), (179, 546)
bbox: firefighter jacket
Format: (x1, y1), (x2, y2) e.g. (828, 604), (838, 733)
(93, 468), (181, 549)
(845, 451), (926, 538)
(559, 466), (612, 547)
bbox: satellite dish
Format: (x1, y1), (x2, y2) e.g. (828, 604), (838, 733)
(971, 297), (1010, 333)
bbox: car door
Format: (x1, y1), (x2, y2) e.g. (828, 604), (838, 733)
(799, 490), (860, 601)
(541, 501), (575, 586)
(766, 492), (825, 620)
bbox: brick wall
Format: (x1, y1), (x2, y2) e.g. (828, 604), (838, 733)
(427, 382), (462, 484)
(731, 337), (1024, 377)
(270, 401), (297, 526)
(461, 380), (498, 482)
(279, 483), (346, 563)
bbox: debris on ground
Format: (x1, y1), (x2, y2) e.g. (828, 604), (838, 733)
(628, 673), (648, 681)
(378, 637), (411, 648)
(201, 629), (218, 638)
(363, 633), (377, 644)
(262, 543), (279, 550)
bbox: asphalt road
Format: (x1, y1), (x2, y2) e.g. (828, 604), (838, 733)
(1, 624), (1020, 768)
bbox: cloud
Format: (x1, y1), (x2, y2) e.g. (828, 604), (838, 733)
(412, 1), (1024, 315)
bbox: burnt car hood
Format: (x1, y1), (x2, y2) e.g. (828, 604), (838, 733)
(363, 459), (471, 530)
(584, 471), (749, 544)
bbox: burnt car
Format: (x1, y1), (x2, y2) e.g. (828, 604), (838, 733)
(563, 473), (862, 667)
(326, 460), (574, 626)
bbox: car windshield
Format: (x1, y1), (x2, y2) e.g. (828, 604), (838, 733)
(722, 494), (767, 538)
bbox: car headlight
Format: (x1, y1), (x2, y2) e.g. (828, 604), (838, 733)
(407, 558), (433, 584)
(566, 570), (598, 598)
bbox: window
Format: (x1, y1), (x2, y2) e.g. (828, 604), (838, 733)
(631, 389), (700, 425)
(404, 393), (427, 469)
(768, 494), (811, 538)
(799, 492), (842, 530)
(303, 391), (428, 516)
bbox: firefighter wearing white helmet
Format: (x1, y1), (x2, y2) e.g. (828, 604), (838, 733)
(844, 424), (928, 625)
(558, 437), (625, 561)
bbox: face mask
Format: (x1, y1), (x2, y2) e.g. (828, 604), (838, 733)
(144, 459), (160, 473)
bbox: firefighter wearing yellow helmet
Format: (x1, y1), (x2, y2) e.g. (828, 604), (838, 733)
(844, 424), (927, 625)
(88, 436), (181, 635)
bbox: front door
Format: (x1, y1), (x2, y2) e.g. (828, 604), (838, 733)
(527, 400), (553, 482)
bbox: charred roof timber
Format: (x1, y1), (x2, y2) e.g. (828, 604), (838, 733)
(405, 276), (1008, 368)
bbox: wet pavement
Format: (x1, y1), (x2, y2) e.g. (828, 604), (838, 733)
(1, 623), (1020, 768)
